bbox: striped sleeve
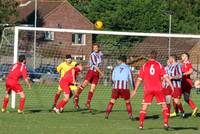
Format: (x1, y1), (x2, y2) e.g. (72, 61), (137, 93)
(177, 64), (183, 77)
(128, 68), (135, 89)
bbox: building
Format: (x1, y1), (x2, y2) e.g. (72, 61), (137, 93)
(129, 37), (200, 78)
(16, 0), (93, 63)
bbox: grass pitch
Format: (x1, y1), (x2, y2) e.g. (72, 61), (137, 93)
(0, 81), (200, 134)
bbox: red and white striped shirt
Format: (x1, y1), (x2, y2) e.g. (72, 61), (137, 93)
(89, 51), (103, 71)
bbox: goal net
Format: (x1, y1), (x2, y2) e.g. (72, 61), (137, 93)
(0, 26), (200, 112)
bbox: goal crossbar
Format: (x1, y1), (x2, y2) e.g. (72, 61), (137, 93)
(16, 26), (200, 39)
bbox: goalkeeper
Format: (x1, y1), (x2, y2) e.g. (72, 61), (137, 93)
(51, 55), (77, 109)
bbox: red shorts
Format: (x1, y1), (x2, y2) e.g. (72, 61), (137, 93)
(162, 87), (172, 96)
(111, 89), (130, 100)
(172, 87), (182, 99)
(182, 79), (192, 94)
(85, 70), (99, 85)
(6, 79), (23, 93)
(59, 82), (71, 95)
(143, 89), (166, 104)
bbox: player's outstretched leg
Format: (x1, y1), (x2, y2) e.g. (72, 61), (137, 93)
(139, 104), (148, 130)
(73, 85), (84, 110)
(18, 92), (25, 114)
(105, 99), (115, 119)
(161, 103), (169, 130)
(86, 84), (96, 109)
(54, 93), (70, 114)
(74, 80), (89, 110)
(183, 92), (198, 117)
(52, 90), (61, 108)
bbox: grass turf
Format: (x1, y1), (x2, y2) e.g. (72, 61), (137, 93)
(0, 81), (200, 134)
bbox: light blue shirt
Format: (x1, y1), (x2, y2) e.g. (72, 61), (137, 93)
(112, 63), (134, 89)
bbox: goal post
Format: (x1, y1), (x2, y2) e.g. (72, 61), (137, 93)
(6, 26), (200, 110)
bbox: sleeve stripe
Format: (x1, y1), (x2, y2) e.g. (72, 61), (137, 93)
(91, 53), (97, 65)
(138, 77), (143, 80)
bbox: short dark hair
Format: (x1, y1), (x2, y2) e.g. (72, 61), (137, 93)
(149, 50), (158, 59)
(182, 52), (190, 59)
(92, 43), (100, 48)
(65, 54), (72, 59)
(18, 55), (26, 62)
(118, 55), (127, 63)
(169, 54), (177, 61)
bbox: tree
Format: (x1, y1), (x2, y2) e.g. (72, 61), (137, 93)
(0, 0), (18, 42)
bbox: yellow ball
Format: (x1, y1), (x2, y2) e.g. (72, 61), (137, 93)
(70, 85), (78, 91)
(95, 20), (103, 29)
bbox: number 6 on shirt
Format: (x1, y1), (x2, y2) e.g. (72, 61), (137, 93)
(150, 65), (155, 75)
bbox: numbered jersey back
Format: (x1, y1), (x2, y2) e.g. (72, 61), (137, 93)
(7, 62), (27, 81)
(138, 60), (166, 90)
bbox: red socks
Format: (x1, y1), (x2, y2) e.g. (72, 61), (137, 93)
(167, 104), (171, 113)
(56, 99), (67, 109)
(139, 110), (146, 126)
(86, 91), (94, 105)
(54, 93), (61, 106)
(188, 99), (196, 110)
(19, 97), (25, 111)
(173, 101), (178, 113)
(126, 102), (132, 116)
(74, 85), (84, 106)
(106, 102), (114, 113)
(162, 106), (169, 125)
(2, 97), (9, 110)
(177, 103), (184, 113)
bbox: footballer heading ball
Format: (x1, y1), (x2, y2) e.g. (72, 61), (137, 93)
(95, 20), (103, 29)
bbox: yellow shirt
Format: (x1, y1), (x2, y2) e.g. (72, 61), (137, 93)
(57, 61), (77, 78)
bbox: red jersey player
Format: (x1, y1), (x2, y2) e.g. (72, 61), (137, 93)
(1, 55), (31, 113)
(53, 64), (82, 114)
(73, 44), (104, 110)
(181, 52), (198, 117)
(131, 50), (174, 130)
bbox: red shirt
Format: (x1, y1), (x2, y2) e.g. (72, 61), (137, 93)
(181, 60), (192, 79)
(60, 67), (81, 84)
(138, 60), (167, 92)
(6, 62), (28, 81)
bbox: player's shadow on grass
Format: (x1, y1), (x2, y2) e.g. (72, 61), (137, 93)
(134, 115), (160, 120)
(81, 109), (131, 115)
(170, 126), (198, 131)
(146, 126), (198, 131)
(27, 109), (43, 113)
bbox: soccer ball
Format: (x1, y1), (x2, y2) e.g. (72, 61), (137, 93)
(95, 20), (103, 29)
(194, 80), (200, 88)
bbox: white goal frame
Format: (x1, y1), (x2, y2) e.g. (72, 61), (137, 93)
(11, 26), (200, 108)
